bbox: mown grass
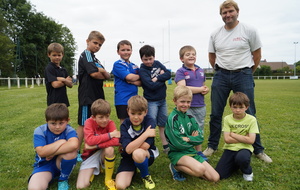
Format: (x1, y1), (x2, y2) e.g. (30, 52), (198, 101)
(0, 79), (300, 190)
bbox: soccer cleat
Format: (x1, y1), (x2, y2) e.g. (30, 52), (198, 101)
(169, 163), (186, 181)
(197, 151), (209, 161)
(105, 179), (116, 190)
(163, 147), (170, 154)
(255, 153), (272, 163)
(203, 147), (216, 157)
(243, 173), (253, 182)
(77, 153), (83, 162)
(58, 180), (69, 190)
(142, 175), (155, 189)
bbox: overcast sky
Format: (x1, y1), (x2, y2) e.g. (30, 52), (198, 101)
(29, 0), (300, 73)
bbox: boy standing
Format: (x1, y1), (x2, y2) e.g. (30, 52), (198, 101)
(215, 92), (259, 181)
(165, 86), (219, 182)
(76, 99), (120, 190)
(112, 40), (141, 125)
(115, 95), (159, 190)
(139, 45), (171, 153)
(28, 103), (78, 190)
(45, 43), (73, 107)
(77, 31), (110, 156)
(175, 45), (209, 152)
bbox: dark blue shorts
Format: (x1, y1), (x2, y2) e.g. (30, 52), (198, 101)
(117, 150), (155, 173)
(28, 158), (60, 182)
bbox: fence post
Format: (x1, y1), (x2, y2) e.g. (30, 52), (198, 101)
(25, 77), (28, 88)
(8, 77), (11, 89)
(31, 78), (34, 88)
(17, 77), (20, 88)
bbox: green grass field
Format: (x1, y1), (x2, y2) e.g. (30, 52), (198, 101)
(0, 80), (300, 190)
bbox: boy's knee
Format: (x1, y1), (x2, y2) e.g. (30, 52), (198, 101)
(104, 146), (115, 157)
(61, 150), (77, 160)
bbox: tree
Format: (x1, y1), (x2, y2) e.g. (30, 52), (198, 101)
(254, 65), (272, 76)
(0, 12), (15, 77)
(0, 0), (76, 77)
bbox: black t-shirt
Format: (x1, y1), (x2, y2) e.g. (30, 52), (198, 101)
(45, 62), (70, 106)
(78, 50), (105, 106)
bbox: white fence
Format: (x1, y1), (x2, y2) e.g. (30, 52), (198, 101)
(0, 75), (298, 89)
(0, 77), (45, 89)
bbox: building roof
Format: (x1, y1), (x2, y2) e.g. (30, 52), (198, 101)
(259, 60), (291, 70)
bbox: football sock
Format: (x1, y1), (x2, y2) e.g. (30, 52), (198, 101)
(105, 155), (115, 181)
(59, 158), (77, 181)
(134, 157), (149, 178)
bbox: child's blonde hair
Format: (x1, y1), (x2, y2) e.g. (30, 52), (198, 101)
(173, 86), (193, 101)
(88, 31), (105, 42)
(127, 95), (148, 112)
(91, 99), (111, 116)
(179, 45), (196, 59)
(47, 43), (64, 55)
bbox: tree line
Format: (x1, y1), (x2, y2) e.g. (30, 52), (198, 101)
(0, 0), (76, 78)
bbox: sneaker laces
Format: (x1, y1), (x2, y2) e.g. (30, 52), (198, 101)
(173, 172), (184, 179)
(144, 176), (154, 184)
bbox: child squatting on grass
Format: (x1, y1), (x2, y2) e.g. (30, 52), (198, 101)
(215, 92), (259, 182)
(115, 95), (159, 190)
(164, 86), (220, 182)
(28, 103), (78, 190)
(76, 99), (120, 190)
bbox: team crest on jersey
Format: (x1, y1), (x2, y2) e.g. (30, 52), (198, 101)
(179, 124), (185, 134)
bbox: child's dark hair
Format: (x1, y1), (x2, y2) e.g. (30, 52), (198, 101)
(117, 40), (132, 51)
(91, 99), (111, 116)
(45, 103), (69, 121)
(229, 92), (250, 107)
(139, 45), (155, 59)
(127, 95), (148, 112)
(47, 43), (64, 55)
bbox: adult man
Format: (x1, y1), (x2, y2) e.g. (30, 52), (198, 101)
(204, 0), (272, 163)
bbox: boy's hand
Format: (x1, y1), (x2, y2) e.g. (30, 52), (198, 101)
(110, 130), (121, 138)
(46, 156), (54, 161)
(191, 130), (199, 136)
(182, 137), (190, 142)
(145, 126), (156, 137)
(201, 85), (210, 95)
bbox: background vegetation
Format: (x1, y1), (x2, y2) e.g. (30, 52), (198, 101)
(0, 80), (299, 190)
(0, 0), (76, 78)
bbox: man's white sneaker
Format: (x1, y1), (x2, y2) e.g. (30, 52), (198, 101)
(203, 147), (216, 157)
(243, 173), (253, 182)
(255, 153), (272, 163)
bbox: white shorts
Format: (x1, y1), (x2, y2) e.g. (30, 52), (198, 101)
(79, 150), (104, 175)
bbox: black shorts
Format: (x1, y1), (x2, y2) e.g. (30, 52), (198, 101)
(116, 150), (155, 174)
(78, 105), (91, 126)
(115, 105), (128, 120)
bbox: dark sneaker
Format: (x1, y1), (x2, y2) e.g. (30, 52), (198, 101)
(169, 163), (186, 181)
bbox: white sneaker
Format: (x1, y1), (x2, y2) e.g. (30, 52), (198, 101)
(255, 153), (272, 163)
(203, 147), (216, 157)
(243, 173), (253, 182)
